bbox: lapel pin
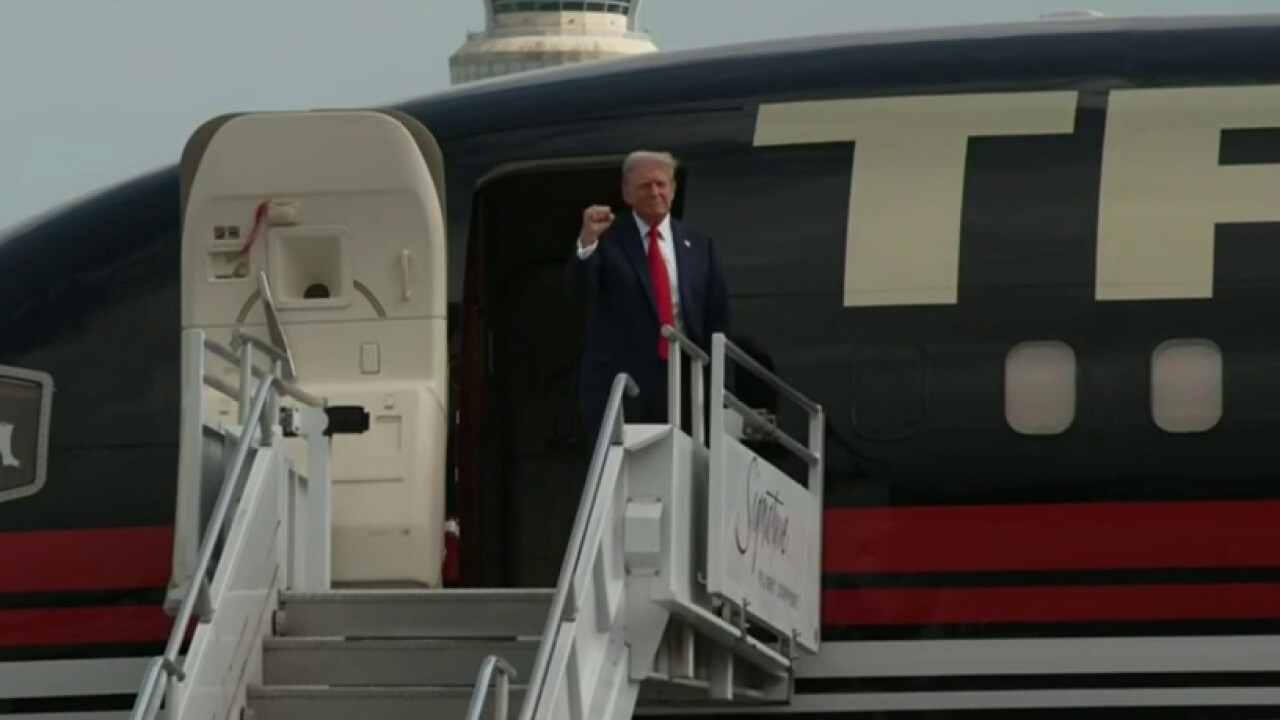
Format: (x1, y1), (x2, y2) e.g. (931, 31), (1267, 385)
(683, 239), (691, 248)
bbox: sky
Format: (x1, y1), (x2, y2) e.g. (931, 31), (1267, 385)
(1, 0), (1277, 229)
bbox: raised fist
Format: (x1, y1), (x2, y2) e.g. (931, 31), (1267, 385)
(580, 205), (615, 247)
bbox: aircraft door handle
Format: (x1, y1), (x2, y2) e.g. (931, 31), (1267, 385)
(400, 250), (412, 302)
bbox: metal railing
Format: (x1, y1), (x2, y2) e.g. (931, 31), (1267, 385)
(662, 325), (709, 448)
(514, 372), (638, 720)
(465, 655), (519, 720)
(712, 333), (821, 467)
(501, 326), (823, 719)
(707, 330), (824, 656)
(662, 325), (809, 454)
(130, 329), (324, 720)
(661, 325), (825, 662)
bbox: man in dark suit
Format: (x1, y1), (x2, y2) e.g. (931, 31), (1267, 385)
(565, 151), (731, 439)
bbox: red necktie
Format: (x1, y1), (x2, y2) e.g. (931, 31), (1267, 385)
(647, 225), (675, 360)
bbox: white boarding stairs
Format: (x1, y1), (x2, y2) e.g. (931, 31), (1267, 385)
(130, 109), (826, 720)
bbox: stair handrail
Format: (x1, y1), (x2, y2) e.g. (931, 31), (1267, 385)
(662, 325), (710, 447)
(713, 333), (821, 464)
(129, 329), (318, 720)
(517, 371), (638, 720)
(129, 364), (274, 720)
(465, 655), (519, 720)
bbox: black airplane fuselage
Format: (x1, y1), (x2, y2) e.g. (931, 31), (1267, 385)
(6, 12), (1280, 715)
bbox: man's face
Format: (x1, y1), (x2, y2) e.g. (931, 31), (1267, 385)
(623, 160), (675, 224)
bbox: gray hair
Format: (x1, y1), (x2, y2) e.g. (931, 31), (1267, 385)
(622, 150), (679, 178)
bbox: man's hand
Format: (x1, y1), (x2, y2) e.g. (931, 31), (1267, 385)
(580, 205), (615, 248)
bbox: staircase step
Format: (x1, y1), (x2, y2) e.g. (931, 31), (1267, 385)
(246, 685), (527, 720)
(262, 637), (539, 686)
(276, 589), (554, 638)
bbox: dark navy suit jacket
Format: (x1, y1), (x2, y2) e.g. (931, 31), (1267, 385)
(564, 212), (730, 437)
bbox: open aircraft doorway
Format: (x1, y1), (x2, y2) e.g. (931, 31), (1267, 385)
(462, 159), (688, 588)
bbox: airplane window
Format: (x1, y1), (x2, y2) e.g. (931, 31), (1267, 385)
(1004, 341), (1076, 435)
(1151, 339), (1222, 434)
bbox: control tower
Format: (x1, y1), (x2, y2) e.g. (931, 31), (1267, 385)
(450, 0), (659, 85)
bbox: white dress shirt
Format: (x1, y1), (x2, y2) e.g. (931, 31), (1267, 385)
(577, 211), (682, 329)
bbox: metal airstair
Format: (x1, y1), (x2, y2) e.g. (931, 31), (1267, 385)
(128, 109), (825, 720)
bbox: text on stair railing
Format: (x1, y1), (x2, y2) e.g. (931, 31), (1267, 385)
(734, 457), (790, 567)
(733, 454), (802, 612)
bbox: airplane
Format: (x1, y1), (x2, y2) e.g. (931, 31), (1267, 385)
(5, 9), (1280, 719)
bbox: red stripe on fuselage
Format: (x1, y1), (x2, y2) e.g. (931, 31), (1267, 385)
(823, 584), (1280, 626)
(823, 501), (1280, 574)
(0, 526), (172, 594)
(0, 605), (172, 647)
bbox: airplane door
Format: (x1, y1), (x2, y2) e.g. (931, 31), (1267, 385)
(178, 109), (449, 588)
